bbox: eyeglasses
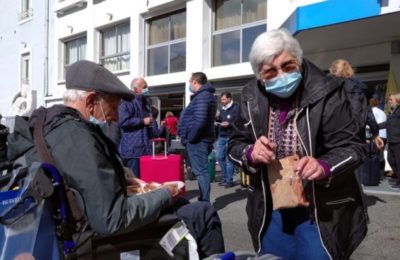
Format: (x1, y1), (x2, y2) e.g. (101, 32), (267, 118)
(259, 59), (299, 80)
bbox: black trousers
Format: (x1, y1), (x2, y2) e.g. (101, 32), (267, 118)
(388, 142), (400, 182)
(175, 200), (225, 258)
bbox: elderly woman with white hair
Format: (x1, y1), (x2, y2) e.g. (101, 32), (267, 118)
(228, 29), (367, 259)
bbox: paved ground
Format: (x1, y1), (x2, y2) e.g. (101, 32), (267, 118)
(184, 171), (400, 259)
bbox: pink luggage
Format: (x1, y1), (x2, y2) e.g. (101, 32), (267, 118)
(140, 138), (185, 193)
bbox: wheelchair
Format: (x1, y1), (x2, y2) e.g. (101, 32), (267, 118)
(0, 163), (190, 260)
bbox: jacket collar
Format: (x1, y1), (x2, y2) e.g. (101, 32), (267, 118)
(191, 83), (215, 100)
(298, 59), (344, 108)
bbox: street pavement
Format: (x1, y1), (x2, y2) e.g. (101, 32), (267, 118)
(184, 171), (400, 259)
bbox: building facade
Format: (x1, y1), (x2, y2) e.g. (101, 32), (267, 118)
(1, 0), (399, 122)
(0, 0), (55, 128)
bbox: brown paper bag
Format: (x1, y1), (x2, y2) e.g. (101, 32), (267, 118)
(267, 155), (309, 210)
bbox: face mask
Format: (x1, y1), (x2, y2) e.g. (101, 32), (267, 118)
(89, 101), (108, 131)
(189, 85), (194, 94)
(142, 88), (149, 96)
(264, 70), (302, 98)
(89, 116), (107, 131)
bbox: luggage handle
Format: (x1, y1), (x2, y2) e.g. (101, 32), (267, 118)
(151, 138), (167, 159)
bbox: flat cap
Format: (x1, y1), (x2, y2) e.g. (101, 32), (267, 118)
(66, 60), (134, 101)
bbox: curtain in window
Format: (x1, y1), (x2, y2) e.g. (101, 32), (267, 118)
(243, 0), (267, 24)
(103, 28), (117, 71)
(215, 0), (241, 30)
(21, 0), (30, 11)
(170, 12), (186, 40)
(102, 23), (130, 71)
(149, 17), (169, 45)
(65, 37), (86, 78)
(118, 24), (130, 70)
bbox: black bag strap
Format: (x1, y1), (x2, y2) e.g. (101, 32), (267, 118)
(32, 108), (84, 222)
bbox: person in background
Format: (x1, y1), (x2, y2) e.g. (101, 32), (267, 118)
(162, 111), (178, 141)
(150, 105), (163, 138)
(369, 97), (387, 172)
(385, 93), (400, 189)
(7, 60), (225, 258)
(0, 114), (10, 170)
(215, 92), (239, 188)
(119, 77), (153, 177)
(329, 59), (384, 150)
(228, 29), (367, 259)
(178, 72), (217, 202)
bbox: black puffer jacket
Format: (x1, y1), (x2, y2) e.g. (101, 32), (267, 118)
(228, 59), (368, 260)
(386, 105), (400, 143)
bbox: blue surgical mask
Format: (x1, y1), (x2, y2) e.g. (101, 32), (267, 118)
(89, 116), (107, 131)
(89, 101), (108, 131)
(189, 85), (194, 94)
(142, 88), (149, 96)
(264, 70), (302, 98)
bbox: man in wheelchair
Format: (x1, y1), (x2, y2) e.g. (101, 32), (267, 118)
(6, 60), (225, 259)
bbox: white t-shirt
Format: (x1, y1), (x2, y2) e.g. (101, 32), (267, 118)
(372, 107), (387, 139)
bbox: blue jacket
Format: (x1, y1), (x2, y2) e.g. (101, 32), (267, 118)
(216, 102), (239, 137)
(178, 84), (216, 145)
(118, 95), (153, 158)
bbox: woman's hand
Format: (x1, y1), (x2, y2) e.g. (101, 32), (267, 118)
(251, 136), (276, 164)
(294, 156), (326, 180)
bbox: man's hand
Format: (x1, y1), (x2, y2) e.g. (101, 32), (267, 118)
(294, 156), (325, 180)
(374, 136), (385, 150)
(163, 183), (181, 199)
(251, 136), (276, 164)
(143, 116), (153, 126)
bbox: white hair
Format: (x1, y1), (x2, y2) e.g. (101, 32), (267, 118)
(249, 28), (303, 79)
(130, 77), (146, 90)
(63, 89), (89, 103)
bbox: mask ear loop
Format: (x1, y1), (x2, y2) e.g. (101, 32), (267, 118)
(99, 100), (108, 124)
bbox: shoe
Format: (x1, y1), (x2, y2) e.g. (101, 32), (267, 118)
(218, 181), (226, 186)
(390, 183), (400, 190)
(385, 171), (397, 178)
(224, 182), (233, 188)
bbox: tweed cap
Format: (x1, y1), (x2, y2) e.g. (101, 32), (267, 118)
(66, 60), (134, 101)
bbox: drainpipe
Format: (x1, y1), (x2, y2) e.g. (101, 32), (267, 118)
(44, 0), (49, 98)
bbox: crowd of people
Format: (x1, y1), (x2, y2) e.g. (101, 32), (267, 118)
(2, 28), (400, 259)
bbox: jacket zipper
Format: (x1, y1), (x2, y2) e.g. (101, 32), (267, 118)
(294, 107), (333, 260)
(245, 100), (268, 254)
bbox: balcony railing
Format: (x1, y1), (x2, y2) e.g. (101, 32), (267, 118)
(54, 0), (87, 15)
(18, 8), (33, 21)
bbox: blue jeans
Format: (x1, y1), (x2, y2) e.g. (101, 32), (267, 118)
(260, 210), (330, 260)
(126, 158), (140, 178)
(187, 142), (213, 201)
(216, 136), (234, 184)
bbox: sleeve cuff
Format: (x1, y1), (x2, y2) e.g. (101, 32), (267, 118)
(318, 159), (331, 179)
(246, 145), (255, 166)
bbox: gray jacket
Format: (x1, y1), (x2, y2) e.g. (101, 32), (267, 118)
(7, 105), (172, 235)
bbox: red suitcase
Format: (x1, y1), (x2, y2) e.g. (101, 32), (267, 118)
(140, 138), (185, 194)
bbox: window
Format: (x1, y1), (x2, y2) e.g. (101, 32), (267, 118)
(213, 0), (267, 66)
(64, 36), (87, 79)
(19, 0), (32, 21)
(21, 53), (30, 87)
(100, 22), (130, 72)
(147, 10), (186, 76)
